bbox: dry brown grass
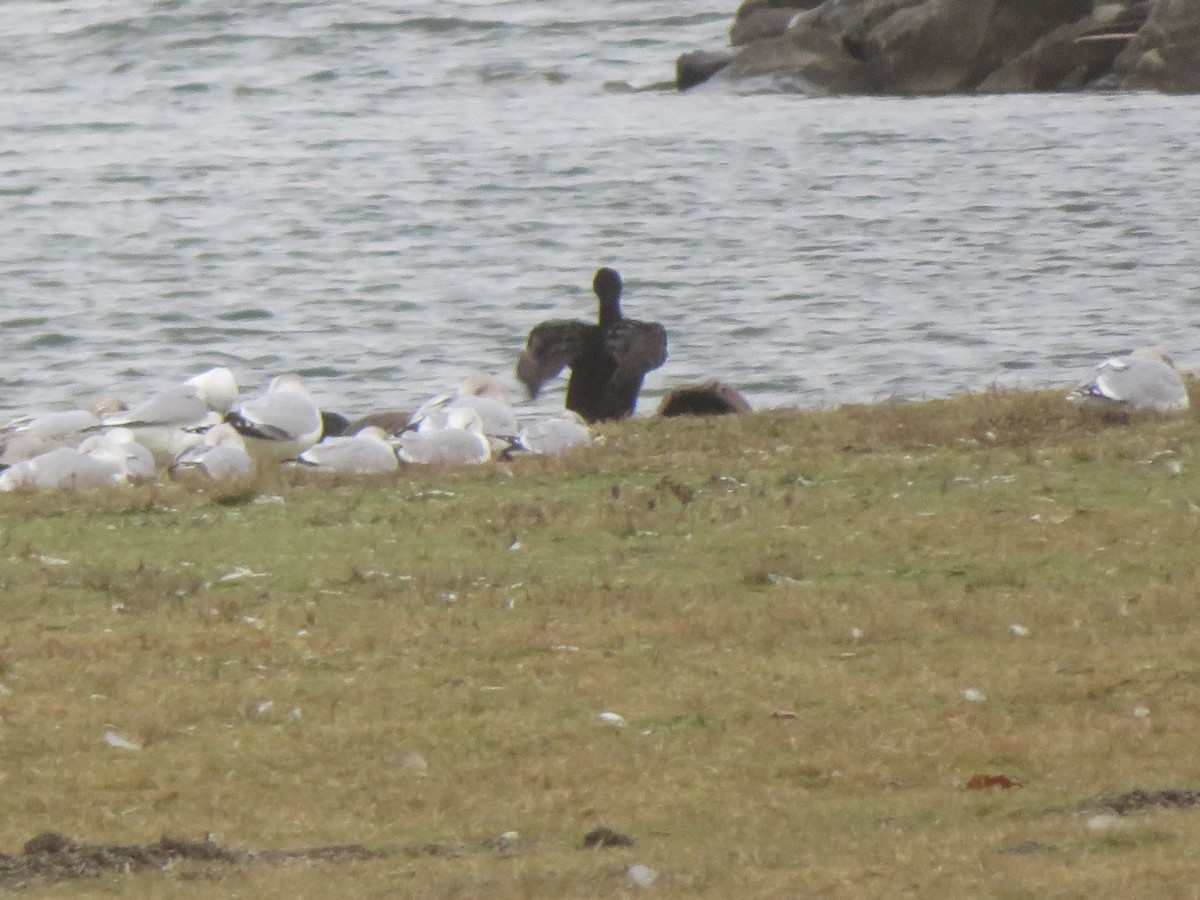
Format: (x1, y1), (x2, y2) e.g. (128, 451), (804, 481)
(2, 387), (1200, 896)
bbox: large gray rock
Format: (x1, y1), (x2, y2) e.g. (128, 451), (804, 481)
(719, 0), (904, 92)
(849, 0), (1094, 93)
(731, 0), (826, 44)
(857, 0), (1001, 94)
(676, 49), (735, 90)
(719, 0), (1097, 94)
(680, 0), (1196, 94)
(732, 7), (806, 45)
(1112, 0), (1200, 92)
(979, 4), (1148, 92)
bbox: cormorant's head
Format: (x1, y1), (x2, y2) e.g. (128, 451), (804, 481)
(593, 267), (623, 323)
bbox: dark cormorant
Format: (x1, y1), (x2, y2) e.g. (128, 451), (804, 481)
(516, 267), (667, 423)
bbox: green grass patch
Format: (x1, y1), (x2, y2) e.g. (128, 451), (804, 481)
(2, 387), (1200, 895)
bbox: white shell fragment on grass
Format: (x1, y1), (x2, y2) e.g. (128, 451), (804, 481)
(219, 567), (269, 582)
(390, 749), (428, 774)
(627, 864), (657, 888)
(104, 730), (141, 751)
(1087, 814), (1123, 831)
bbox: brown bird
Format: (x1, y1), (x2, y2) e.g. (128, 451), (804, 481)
(516, 267), (667, 423)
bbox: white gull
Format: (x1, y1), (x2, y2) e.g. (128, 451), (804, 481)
(0, 448), (122, 491)
(297, 426), (399, 475)
(397, 407), (492, 465)
(100, 366), (239, 465)
(0, 429), (154, 491)
(226, 374), (323, 463)
(170, 423), (254, 480)
(0, 409), (103, 465)
(515, 412), (592, 456)
(78, 428), (157, 483)
(1068, 347), (1189, 414)
(409, 373), (518, 453)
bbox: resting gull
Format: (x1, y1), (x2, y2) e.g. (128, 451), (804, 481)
(226, 374), (324, 463)
(516, 267), (667, 423)
(0, 447), (122, 491)
(297, 427), (399, 475)
(1067, 347), (1189, 414)
(410, 373), (518, 453)
(514, 412), (592, 456)
(77, 428), (157, 483)
(100, 366), (239, 465)
(0, 409), (103, 465)
(397, 407), (492, 465)
(169, 423), (255, 480)
(0, 428), (154, 491)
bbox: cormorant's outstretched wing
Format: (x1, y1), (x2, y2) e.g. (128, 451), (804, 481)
(605, 319), (668, 413)
(516, 319), (590, 399)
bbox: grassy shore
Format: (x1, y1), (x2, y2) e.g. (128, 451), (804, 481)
(3, 387), (1200, 897)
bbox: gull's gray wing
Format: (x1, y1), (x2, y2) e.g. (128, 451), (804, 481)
(298, 434), (398, 474)
(106, 384), (208, 429)
(228, 392), (320, 443)
(1092, 355), (1188, 412)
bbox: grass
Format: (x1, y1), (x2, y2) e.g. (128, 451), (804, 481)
(3, 387), (1200, 896)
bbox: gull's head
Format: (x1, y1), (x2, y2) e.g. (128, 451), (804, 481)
(87, 394), (127, 417)
(186, 367), (239, 413)
(458, 371), (510, 404)
(267, 373), (312, 398)
(1130, 347), (1176, 369)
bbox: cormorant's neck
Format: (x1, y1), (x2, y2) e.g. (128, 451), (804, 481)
(592, 267), (624, 327)
(597, 294), (622, 328)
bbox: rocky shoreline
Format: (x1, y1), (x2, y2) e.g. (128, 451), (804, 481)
(675, 0), (1200, 94)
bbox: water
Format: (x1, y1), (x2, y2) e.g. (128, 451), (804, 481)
(2, 0), (1198, 420)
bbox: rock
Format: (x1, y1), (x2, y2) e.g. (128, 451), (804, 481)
(681, 0), (1199, 95)
(732, 6), (809, 45)
(857, 0), (999, 93)
(676, 49), (735, 90)
(968, 0), (1095, 81)
(721, 9), (874, 94)
(736, 0), (823, 16)
(843, 0), (1094, 94)
(978, 4), (1146, 92)
(657, 381), (752, 417)
(1112, 0), (1200, 92)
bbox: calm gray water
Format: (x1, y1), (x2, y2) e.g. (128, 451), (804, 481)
(2, 0), (1199, 420)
